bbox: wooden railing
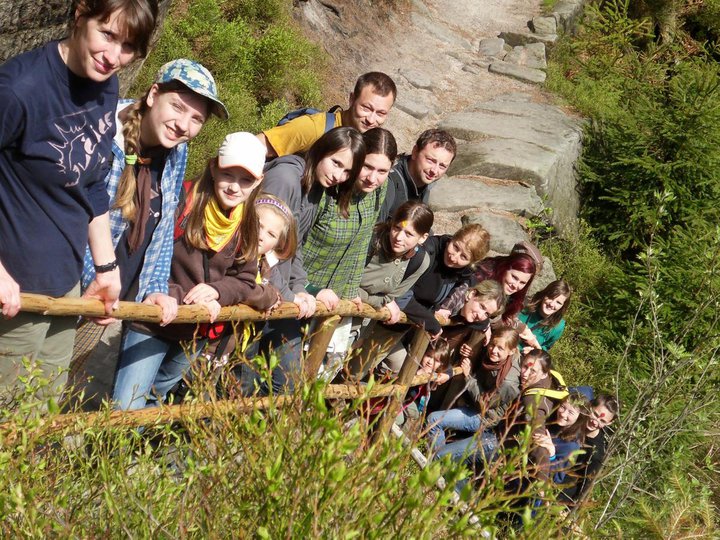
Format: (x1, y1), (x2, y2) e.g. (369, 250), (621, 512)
(4, 293), (454, 442)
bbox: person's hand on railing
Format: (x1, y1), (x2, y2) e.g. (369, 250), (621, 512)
(383, 300), (402, 324)
(350, 296), (364, 312)
(435, 308), (451, 322)
(316, 288), (340, 311)
(183, 283), (219, 305)
(203, 299), (221, 323)
(460, 357), (472, 378)
(0, 262), (21, 318)
(293, 292), (317, 318)
(459, 343), (473, 359)
(143, 292), (178, 327)
(83, 267), (121, 325)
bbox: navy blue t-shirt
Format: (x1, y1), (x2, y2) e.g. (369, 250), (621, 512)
(0, 41), (117, 295)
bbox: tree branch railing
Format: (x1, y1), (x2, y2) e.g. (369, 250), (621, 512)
(2, 293), (454, 442)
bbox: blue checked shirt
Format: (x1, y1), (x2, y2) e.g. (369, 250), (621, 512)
(81, 99), (188, 301)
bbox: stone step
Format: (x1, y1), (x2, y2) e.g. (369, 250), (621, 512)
(489, 60), (546, 84)
(460, 208), (529, 254)
(498, 30), (558, 48)
(428, 175), (544, 216)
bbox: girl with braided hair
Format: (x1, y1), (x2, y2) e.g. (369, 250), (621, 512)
(81, 58), (228, 316)
(70, 60), (227, 395)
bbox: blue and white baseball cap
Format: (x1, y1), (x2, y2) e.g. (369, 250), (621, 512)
(155, 59), (229, 120)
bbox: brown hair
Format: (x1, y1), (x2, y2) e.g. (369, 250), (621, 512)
(183, 157), (260, 263)
(488, 326), (520, 352)
(363, 127), (397, 163)
(526, 279), (573, 329)
(522, 349), (552, 374)
(451, 223), (491, 268)
(353, 72), (397, 102)
(114, 81), (208, 222)
(372, 200), (434, 258)
(414, 129), (457, 160)
(255, 193), (298, 261)
(301, 127), (366, 219)
(74, 0), (158, 57)
(425, 338), (451, 373)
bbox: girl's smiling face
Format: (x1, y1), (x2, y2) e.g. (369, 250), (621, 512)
(389, 220), (426, 255)
(212, 163), (261, 211)
(257, 206), (286, 257)
(141, 87), (209, 149)
(315, 147), (354, 188)
(502, 269), (533, 295)
(556, 402), (580, 427)
(540, 294), (567, 318)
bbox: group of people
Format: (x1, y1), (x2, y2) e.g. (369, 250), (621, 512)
(0, 0), (617, 510)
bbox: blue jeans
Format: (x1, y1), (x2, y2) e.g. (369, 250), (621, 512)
(113, 329), (202, 410)
(239, 319), (303, 396)
(433, 430), (500, 493)
(426, 407), (482, 451)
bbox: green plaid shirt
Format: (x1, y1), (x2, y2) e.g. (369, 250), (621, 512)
(303, 183), (387, 298)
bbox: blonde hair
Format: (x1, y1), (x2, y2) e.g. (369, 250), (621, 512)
(467, 280), (507, 319)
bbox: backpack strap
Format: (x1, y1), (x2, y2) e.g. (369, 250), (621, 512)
(523, 370), (569, 401)
(174, 180), (195, 241)
(324, 105), (342, 133)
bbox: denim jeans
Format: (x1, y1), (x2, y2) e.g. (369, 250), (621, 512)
(426, 406), (482, 451)
(113, 329), (202, 410)
(444, 430), (500, 493)
(239, 319), (303, 396)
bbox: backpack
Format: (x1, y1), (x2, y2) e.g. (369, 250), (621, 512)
(276, 105), (342, 134)
(523, 369), (570, 401)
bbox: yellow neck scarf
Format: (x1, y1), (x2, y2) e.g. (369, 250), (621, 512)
(205, 197), (244, 252)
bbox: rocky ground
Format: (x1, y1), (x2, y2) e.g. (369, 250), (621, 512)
(294, 0), (587, 286)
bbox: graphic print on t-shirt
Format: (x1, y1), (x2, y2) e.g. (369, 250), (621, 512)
(49, 108), (114, 187)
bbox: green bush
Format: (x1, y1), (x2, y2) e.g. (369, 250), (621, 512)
(0, 368), (585, 538)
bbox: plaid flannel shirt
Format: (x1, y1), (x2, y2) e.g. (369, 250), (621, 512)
(302, 182), (387, 299)
(81, 99), (188, 301)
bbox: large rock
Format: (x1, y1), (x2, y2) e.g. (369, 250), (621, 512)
(553, 0), (586, 33)
(439, 94), (584, 236)
(400, 68), (434, 90)
(478, 37), (506, 58)
(396, 97), (430, 119)
(428, 175), (544, 216)
(489, 60), (546, 84)
(503, 43), (547, 70)
(529, 16), (557, 35)
(461, 210), (529, 254)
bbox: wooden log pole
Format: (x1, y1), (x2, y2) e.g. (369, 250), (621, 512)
(302, 315), (341, 380)
(15, 293), (407, 325)
(0, 372), (465, 442)
(372, 327), (431, 443)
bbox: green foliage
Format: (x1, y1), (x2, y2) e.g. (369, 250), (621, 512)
(545, 0), (720, 534)
(129, 0), (326, 176)
(0, 369), (580, 538)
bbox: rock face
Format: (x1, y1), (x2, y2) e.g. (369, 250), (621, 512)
(0, 0), (172, 94)
(439, 93), (584, 236)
